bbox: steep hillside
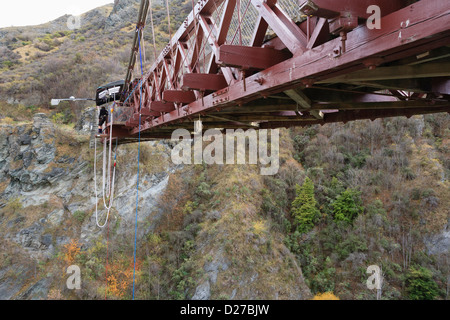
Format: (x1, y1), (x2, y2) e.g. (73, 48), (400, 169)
(285, 116), (449, 299)
(0, 0), (190, 118)
(0, 113), (312, 300)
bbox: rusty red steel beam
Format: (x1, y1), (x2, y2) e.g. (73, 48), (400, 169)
(212, 99), (450, 113)
(258, 106), (450, 129)
(123, 0), (305, 118)
(141, 0), (226, 84)
(123, 0), (301, 104)
(217, 45), (292, 69)
(123, 0), (236, 123)
(128, 0), (450, 135)
(311, 100), (450, 110)
(250, 14), (269, 47)
(189, 26), (205, 74)
(177, 41), (202, 100)
(149, 101), (176, 112)
(299, 0), (409, 19)
(124, 0), (309, 104)
(121, 104), (450, 138)
(250, 0), (307, 53)
(182, 73), (228, 91)
(306, 17), (328, 49)
(198, 14), (236, 84)
(208, 0), (237, 74)
(304, 88), (399, 102)
(141, 107), (161, 116)
(162, 90), (197, 104)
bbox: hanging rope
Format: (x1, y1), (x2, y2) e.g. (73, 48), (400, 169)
(132, 26), (145, 301)
(94, 103), (117, 228)
(104, 137), (117, 300)
(104, 211), (111, 299)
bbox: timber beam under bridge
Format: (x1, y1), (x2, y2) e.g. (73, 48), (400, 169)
(106, 0), (450, 143)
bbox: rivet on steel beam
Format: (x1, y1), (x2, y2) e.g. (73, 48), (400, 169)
(362, 58), (384, 70)
(332, 46), (341, 57)
(254, 77), (264, 85)
(302, 79), (315, 88)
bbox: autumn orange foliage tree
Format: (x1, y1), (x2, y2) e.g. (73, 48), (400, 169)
(106, 257), (142, 299)
(312, 292), (340, 300)
(63, 239), (81, 265)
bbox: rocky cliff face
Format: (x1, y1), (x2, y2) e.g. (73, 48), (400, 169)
(0, 113), (312, 300)
(1, 114), (80, 198)
(0, 113), (175, 299)
(105, 0), (141, 30)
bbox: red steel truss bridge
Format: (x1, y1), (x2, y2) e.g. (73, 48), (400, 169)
(103, 0), (450, 143)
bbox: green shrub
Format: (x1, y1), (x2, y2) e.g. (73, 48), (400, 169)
(51, 112), (65, 124)
(195, 182), (212, 199)
(309, 257), (336, 294)
(345, 149), (369, 168)
(366, 199), (386, 217)
(335, 234), (368, 260)
(405, 266), (440, 300)
(73, 210), (87, 224)
(332, 188), (364, 224)
(401, 167), (416, 180)
(2, 60), (13, 69)
(291, 177), (321, 233)
(421, 188), (435, 198)
(411, 188), (421, 200)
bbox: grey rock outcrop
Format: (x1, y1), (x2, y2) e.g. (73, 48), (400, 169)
(105, 0), (141, 30)
(203, 249), (229, 285)
(74, 107), (96, 134)
(425, 219), (450, 255)
(0, 110), (176, 299)
(191, 280), (211, 300)
(0, 114), (59, 195)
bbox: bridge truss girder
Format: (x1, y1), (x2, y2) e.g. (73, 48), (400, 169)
(110, 0), (450, 143)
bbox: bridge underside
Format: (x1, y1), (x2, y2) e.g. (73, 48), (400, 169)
(105, 0), (450, 144)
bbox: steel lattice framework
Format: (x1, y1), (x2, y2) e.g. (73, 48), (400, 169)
(106, 0), (450, 143)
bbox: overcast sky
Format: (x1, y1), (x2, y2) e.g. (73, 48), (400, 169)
(0, 0), (114, 28)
